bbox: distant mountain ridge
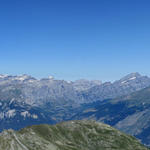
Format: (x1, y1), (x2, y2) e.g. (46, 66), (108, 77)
(72, 79), (102, 91)
(0, 73), (150, 146)
(0, 72), (150, 128)
(80, 72), (150, 102)
(0, 72), (150, 104)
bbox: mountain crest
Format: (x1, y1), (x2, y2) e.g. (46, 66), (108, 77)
(119, 72), (141, 82)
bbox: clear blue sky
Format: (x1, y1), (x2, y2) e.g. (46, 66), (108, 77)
(0, 0), (150, 81)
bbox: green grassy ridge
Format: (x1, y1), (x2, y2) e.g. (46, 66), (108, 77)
(0, 120), (148, 150)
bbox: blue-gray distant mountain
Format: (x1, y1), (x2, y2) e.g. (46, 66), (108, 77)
(0, 73), (150, 129)
(80, 72), (150, 103)
(1, 73), (150, 146)
(0, 73), (150, 105)
(72, 79), (102, 91)
(0, 74), (80, 130)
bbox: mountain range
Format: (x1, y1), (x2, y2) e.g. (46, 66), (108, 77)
(0, 73), (150, 146)
(79, 72), (150, 102)
(0, 72), (150, 105)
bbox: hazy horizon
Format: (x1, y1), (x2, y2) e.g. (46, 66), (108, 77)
(0, 72), (148, 83)
(1, 0), (150, 81)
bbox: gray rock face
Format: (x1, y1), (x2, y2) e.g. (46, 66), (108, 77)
(0, 73), (150, 104)
(80, 72), (150, 102)
(72, 79), (102, 91)
(0, 75), (79, 106)
(0, 75), (81, 131)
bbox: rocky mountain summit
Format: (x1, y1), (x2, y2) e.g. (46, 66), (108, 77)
(0, 120), (148, 150)
(80, 72), (150, 102)
(72, 79), (102, 91)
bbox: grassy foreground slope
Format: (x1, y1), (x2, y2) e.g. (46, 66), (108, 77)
(0, 120), (148, 150)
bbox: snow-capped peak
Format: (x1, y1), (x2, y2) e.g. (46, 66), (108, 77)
(0, 74), (8, 78)
(13, 75), (34, 81)
(66, 80), (72, 84)
(48, 76), (54, 80)
(121, 75), (137, 84)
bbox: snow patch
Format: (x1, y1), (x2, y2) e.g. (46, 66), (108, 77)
(67, 81), (71, 84)
(0, 74), (8, 78)
(121, 76), (137, 84)
(129, 76), (136, 80)
(48, 76), (54, 80)
(13, 75), (30, 81)
(21, 111), (30, 118)
(28, 80), (35, 83)
(32, 114), (38, 119)
(6, 109), (16, 118)
(9, 98), (15, 105)
(121, 81), (127, 84)
(21, 111), (38, 119)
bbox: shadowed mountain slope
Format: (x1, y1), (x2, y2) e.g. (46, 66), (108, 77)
(71, 86), (150, 146)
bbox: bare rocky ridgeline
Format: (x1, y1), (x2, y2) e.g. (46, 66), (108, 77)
(80, 72), (150, 102)
(0, 72), (150, 105)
